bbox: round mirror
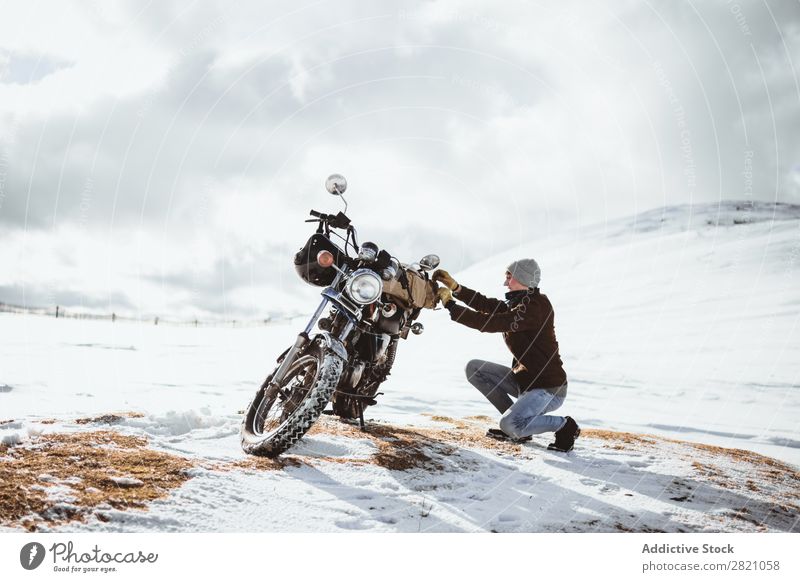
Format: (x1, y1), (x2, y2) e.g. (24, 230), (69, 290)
(418, 254), (440, 271)
(325, 174), (347, 195)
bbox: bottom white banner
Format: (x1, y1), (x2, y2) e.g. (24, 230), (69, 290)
(1, 533), (797, 581)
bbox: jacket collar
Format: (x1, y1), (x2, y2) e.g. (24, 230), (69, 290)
(505, 287), (538, 306)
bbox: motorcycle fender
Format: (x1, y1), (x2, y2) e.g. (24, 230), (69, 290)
(313, 331), (348, 361)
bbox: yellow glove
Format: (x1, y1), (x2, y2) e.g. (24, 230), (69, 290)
(436, 287), (454, 307)
(433, 269), (461, 293)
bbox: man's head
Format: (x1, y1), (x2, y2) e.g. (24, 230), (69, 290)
(504, 258), (541, 290)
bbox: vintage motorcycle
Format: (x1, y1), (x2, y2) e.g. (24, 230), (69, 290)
(240, 174), (441, 457)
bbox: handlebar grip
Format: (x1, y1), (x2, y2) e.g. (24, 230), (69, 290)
(329, 211), (351, 229)
(309, 210), (323, 218)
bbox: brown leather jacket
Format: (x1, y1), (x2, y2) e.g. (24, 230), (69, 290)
(446, 284), (567, 393)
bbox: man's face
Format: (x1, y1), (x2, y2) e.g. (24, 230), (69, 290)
(504, 271), (528, 291)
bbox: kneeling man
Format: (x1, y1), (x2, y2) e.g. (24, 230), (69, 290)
(434, 259), (579, 452)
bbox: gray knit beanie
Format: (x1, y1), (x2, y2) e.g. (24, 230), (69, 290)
(506, 258), (541, 288)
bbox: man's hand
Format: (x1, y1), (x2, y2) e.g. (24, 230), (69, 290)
(433, 269), (461, 293)
(436, 287), (454, 307)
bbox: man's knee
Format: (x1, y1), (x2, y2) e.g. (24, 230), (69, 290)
(465, 359), (483, 379)
(499, 412), (524, 439)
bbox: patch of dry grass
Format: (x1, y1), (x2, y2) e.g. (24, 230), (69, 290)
(305, 419), (453, 470)
(4, 414), (798, 531)
(582, 429), (657, 447)
(301, 416), (528, 468)
(225, 456), (304, 471)
(689, 442), (800, 484)
(692, 455), (800, 513)
(0, 431), (191, 531)
(75, 412), (145, 425)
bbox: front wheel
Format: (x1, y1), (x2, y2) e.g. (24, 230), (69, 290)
(240, 337), (344, 457)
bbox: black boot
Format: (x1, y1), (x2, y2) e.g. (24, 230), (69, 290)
(547, 416), (580, 452)
(486, 428), (532, 443)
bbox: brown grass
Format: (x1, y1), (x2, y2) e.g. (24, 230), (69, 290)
(692, 461), (724, 478)
(582, 429), (657, 447)
(688, 442), (800, 500)
(367, 424), (453, 471)
(4, 415), (798, 530)
(0, 431), (192, 531)
(225, 456), (305, 471)
(305, 419), (454, 470)
(422, 413), (474, 431)
(298, 415), (529, 469)
(75, 412), (145, 425)
(216, 417), (463, 473)
(690, 442), (800, 473)
(691, 454), (800, 508)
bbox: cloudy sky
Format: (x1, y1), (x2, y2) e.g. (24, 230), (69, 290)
(1, 0), (798, 318)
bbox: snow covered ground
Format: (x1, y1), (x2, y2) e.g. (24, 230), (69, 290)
(1, 200), (799, 532)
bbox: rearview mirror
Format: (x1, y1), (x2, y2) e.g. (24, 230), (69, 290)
(418, 254), (440, 271)
(325, 174), (347, 195)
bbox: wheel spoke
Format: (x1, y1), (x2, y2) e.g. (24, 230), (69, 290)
(251, 355), (319, 437)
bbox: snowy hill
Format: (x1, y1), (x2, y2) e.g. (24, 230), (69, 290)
(440, 200), (800, 464)
(1, 200), (798, 532)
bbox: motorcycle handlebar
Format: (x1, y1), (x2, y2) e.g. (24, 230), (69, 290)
(307, 209), (351, 230)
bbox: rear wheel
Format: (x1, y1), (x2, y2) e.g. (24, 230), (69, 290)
(240, 338), (344, 457)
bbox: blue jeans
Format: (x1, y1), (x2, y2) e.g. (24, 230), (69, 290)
(465, 359), (567, 439)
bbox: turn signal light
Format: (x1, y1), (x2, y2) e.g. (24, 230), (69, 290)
(316, 250), (335, 268)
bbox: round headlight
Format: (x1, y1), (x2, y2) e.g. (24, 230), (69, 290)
(345, 269), (383, 305)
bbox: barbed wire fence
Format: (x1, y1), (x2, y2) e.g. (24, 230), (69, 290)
(0, 301), (291, 328)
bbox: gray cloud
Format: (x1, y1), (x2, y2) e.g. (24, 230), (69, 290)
(0, 0), (798, 316)
(0, 52), (73, 84)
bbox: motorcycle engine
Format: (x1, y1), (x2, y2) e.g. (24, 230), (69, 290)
(343, 359), (366, 388)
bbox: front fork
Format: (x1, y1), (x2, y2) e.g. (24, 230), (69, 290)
(269, 273), (357, 389)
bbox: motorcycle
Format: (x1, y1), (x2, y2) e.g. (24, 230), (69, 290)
(240, 174), (441, 457)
